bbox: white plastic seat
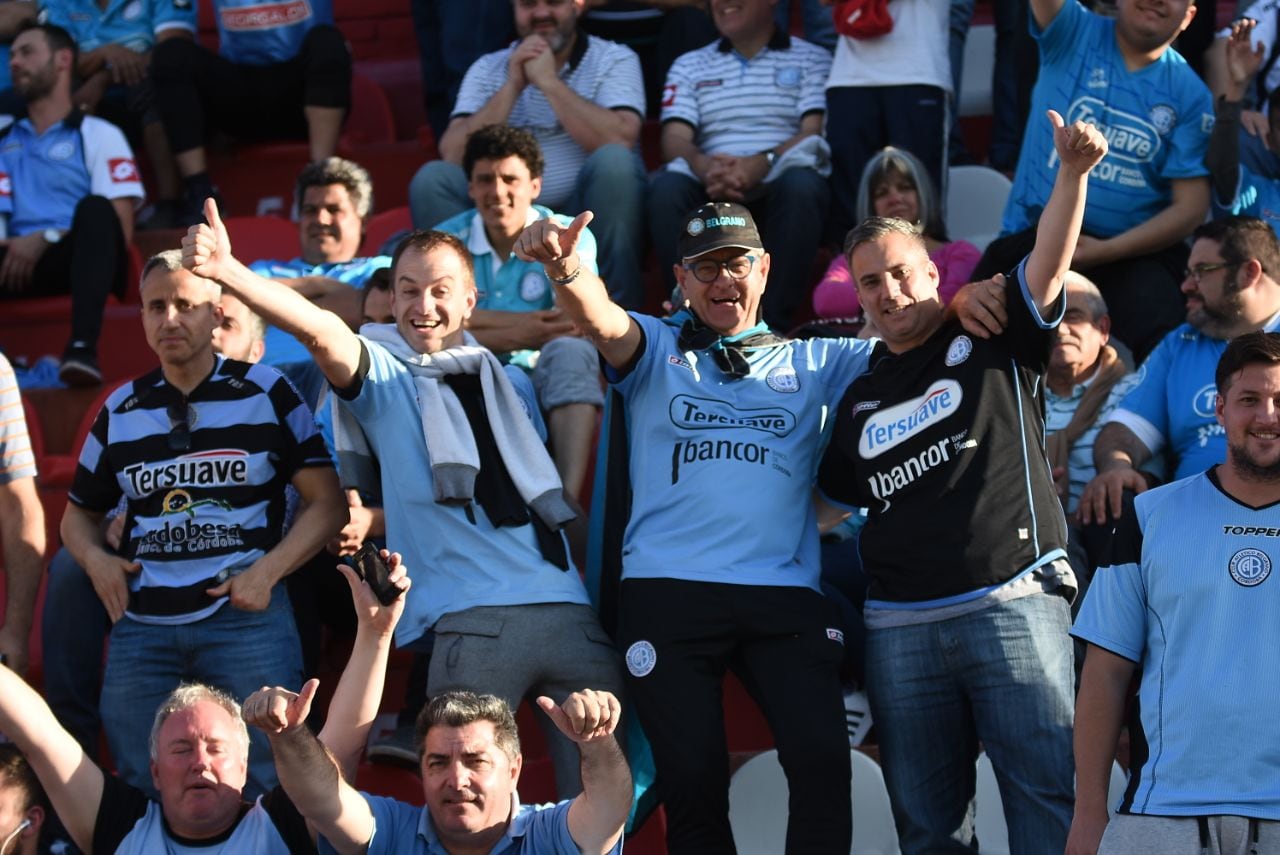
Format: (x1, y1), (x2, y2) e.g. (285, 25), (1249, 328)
(728, 748), (901, 855)
(945, 165), (1013, 252)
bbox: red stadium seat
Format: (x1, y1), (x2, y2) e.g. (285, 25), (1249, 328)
(223, 215), (299, 265)
(360, 206), (411, 257)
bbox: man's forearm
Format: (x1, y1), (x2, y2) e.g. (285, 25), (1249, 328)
(259, 487), (348, 587)
(270, 726), (372, 855)
(1208, 98), (1244, 204)
(1073, 649), (1135, 821)
(1092, 422), (1152, 472)
(60, 504), (110, 571)
(319, 624), (394, 781)
(1083, 180), (1209, 266)
(0, 481), (44, 644)
(540, 80), (638, 151)
(439, 82), (523, 162)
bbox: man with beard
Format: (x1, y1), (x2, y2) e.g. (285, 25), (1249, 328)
(1068, 331), (1280, 854)
(974, 0), (1212, 363)
(409, 0), (647, 309)
(0, 22), (143, 386)
(1079, 216), (1280, 526)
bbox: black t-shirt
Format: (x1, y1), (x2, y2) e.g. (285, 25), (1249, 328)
(93, 774), (316, 853)
(818, 275), (1068, 603)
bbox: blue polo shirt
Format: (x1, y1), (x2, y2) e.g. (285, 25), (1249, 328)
(320, 794), (621, 855)
(0, 112), (144, 235)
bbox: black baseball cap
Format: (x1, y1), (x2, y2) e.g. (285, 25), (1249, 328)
(677, 202), (764, 261)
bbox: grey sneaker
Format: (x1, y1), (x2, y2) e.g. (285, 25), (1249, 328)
(59, 343), (101, 387)
(367, 723), (418, 767)
(844, 688), (873, 747)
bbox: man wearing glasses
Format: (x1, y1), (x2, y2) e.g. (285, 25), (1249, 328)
(513, 200), (872, 853)
(58, 249), (348, 802)
(1078, 215), (1280, 528)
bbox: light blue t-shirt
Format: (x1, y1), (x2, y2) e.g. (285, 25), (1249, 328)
(212, 0), (333, 65)
(610, 313), (872, 590)
(434, 204), (598, 370)
(1072, 470), (1280, 818)
(338, 336), (591, 646)
(321, 794), (621, 855)
(250, 255), (391, 368)
(1215, 161), (1280, 239)
(1105, 315), (1280, 481)
(40, 0), (195, 54)
(1003, 0), (1213, 237)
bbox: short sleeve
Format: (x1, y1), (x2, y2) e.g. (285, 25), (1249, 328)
(69, 404), (123, 512)
(1070, 505), (1147, 661)
(263, 368), (332, 474)
(797, 42), (830, 116)
(591, 42), (644, 115)
(0, 355), (36, 483)
(84, 119), (144, 204)
(660, 52), (700, 127)
(1034, 0), (1088, 66)
(91, 774), (152, 854)
(452, 50), (508, 118)
(1104, 336), (1175, 456)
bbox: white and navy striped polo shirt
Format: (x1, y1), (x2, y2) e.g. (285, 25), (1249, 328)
(660, 30), (830, 156)
(69, 357), (333, 625)
(452, 32), (644, 208)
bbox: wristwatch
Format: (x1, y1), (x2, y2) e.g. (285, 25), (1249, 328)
(760, 148), (778, 167)
(42, 228), (61, 244)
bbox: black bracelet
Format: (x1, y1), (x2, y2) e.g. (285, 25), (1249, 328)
(549, 264), (582, 286)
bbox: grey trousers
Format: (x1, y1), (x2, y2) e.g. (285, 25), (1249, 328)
(1101, 814), (1280, 855)
(427, 601), (625, 799)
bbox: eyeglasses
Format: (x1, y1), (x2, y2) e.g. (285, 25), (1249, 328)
(167, 401), (190, 453)
(683, 255), (757, 284)
(1183, 262), (1235, 284)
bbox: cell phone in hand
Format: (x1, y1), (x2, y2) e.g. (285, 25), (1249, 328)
(353, 543), (403, 606)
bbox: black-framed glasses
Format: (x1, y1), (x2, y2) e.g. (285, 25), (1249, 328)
(683, 254), (757, 283)
(1183, 262), (1235, 284)
(167, 401), (190, 453)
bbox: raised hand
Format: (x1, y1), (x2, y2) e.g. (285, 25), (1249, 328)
(182, 197), (232, 282)
(1049, 109), (1108, 177)
(243, 679), (320, 736)
(514, 211), (594, 278)
(1226, 18), (1266, 91)
(536, 689), (621, 745)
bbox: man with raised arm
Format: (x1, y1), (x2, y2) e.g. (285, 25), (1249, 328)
(514, 193), (878, 851)
(245, 682), (629, 854)
(816, 111), (1107, 854)
(182, 200), (624, 801)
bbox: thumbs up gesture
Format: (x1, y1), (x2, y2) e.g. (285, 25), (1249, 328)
(182, 197), (233, 282)
(514, 210), (593, 281)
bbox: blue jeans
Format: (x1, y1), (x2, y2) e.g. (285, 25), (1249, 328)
(42, 547), (112, 758)
(647, 167), (830, 330)
(409, 144), (648, 310)
(865, 593), (1074, 855)
(100, 585), (303, 800)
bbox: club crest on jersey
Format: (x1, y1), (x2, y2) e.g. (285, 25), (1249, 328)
(945, 335), (972, 366)
(626, 641), (657, 677)
(1193, 383), (1217, 418)
(520, 270), (547, 303)
(47, 141), (74, 161)
(1229, 548), (1272, 587)
(766, 365), (799, 393)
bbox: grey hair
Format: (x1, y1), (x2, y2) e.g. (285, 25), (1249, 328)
(295, 157), (374, 220)
(1063, 271), (1108, 321)
(140, 249), (221, 299)
(148, 683), (250, 763)
(843, 216), (929, 263)
(854, 147), (948, 241)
